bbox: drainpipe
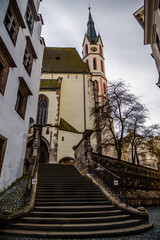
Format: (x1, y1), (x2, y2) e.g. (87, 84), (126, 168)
(83, 72), (86, 132)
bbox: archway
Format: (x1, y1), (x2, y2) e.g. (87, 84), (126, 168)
(39, 139), (49, 163)
(59, 157), (74, 165)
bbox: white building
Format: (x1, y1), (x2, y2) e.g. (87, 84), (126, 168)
(134, 0), (160, 87)
(27, 47), (94, 163)
(27, 8), (109, 163)
(0, 0), (44, 192)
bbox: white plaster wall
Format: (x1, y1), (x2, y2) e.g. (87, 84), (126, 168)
(57, 130), (83, 162)
(0, 0), (44, 192)
(59, 73), (85, 132)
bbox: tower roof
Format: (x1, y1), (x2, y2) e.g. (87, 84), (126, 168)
(87, 8), (98, 43)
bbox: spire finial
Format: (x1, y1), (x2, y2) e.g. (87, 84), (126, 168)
(88, 4), (91, 11)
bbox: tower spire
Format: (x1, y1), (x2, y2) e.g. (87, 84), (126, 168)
(87, 7), (97, 43)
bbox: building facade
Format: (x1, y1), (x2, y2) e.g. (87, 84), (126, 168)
(0, 0), (44, 192)
(27, 9), (109, 164)
(134, 0), (160, 87)
(26, 47), (94, 163)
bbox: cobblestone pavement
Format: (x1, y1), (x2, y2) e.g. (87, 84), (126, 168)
(0, 206), (159, 240)
(0, 176), (29, 215)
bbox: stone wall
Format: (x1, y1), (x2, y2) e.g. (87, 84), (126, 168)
(92, 153), (160, 207)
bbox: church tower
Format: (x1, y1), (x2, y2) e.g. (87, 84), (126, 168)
(82, 7), (107, 106)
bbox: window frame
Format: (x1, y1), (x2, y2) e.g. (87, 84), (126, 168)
(23, 36), (37, 76)
(25, 0), (39, 34)
(15, 77), (32, 119)
(36, 94), (49, 125)
(101, 60), (104, 73)
(93, 58), (97, 70)
(0, 37), (17, 95)
(3, 0), (25, 45)
(103, 82), (106, 95)
(0, 134), (7, 176)
(85, 44), (88, 55)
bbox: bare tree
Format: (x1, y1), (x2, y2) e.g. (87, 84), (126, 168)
(93, 80), (160, 162)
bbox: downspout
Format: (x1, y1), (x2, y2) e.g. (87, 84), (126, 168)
(83, 72), (86, 132)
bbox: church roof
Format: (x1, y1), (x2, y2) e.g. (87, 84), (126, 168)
(87, 9), (98, 43)
(42, 47), (89, 74)
(59, 118), (79, 133)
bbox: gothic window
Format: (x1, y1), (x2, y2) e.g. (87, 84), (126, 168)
(4, 0), (25, 45)
(0, 37), (16, 95)
(0, 134), (7, 175)
(15, 77), (32, 119)
(25, 0), (38, 34)
(101, 60), (104, 73)
(99, 44), (103, 56)
(37, 94), (49, 125)
(103, 82), (106, 94)
(85, 44), (88, 55)
(23, 36), (37, 75)
(93, 58), (97, 70)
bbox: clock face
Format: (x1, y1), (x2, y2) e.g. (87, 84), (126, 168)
(91, 47), (97, 52)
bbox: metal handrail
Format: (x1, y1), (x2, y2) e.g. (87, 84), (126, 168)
(89, 159), (121, 179)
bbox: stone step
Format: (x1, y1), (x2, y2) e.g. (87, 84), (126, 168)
(0, 224), (153, 238)
(35, 197), (107, 201)
(33, 205), (116, 212)
(10, 219), (142, 232)
(21, 214), (132, 224)
(30, 209), (123, 218)
(35, 201), (111, 206)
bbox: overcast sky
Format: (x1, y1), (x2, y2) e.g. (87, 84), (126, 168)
(40, 0), (160, 126)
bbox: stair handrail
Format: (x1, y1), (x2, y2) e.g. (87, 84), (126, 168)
(88, 158), (128, 205)
(89, 159), (121, 180)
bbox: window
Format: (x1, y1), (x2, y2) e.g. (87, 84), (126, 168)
(101, 60), (104, 73)
(36, 94), (49, 125)
(93, 58), (97, 70)
(85, 44), (88, 55)
(23, 36), (37, 75)
(99, 44), (103, 56)
(0, 134), (7, 175)
(94, 80), (99, 102)
(25, 0), (38, 34)
(4, 0), (25, 45)
(156, 34), (160, 52)
(15, 77), (32, 119)
(103, 82), (106, 94)
(0, 37), (16, 95)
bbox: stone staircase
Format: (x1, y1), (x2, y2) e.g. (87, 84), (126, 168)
(0, 164), (153, 238)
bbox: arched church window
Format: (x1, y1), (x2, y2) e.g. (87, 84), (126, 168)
(99, 44), (103, 56)
(103, 82), (106, 94)
(101, 60), (104, 73)
(93, 58), (97, 70)
(85, 44), (88, 55)
(36, 94), (48, 125)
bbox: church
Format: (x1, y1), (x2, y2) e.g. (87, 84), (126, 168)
(26, 8), (108, 164)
